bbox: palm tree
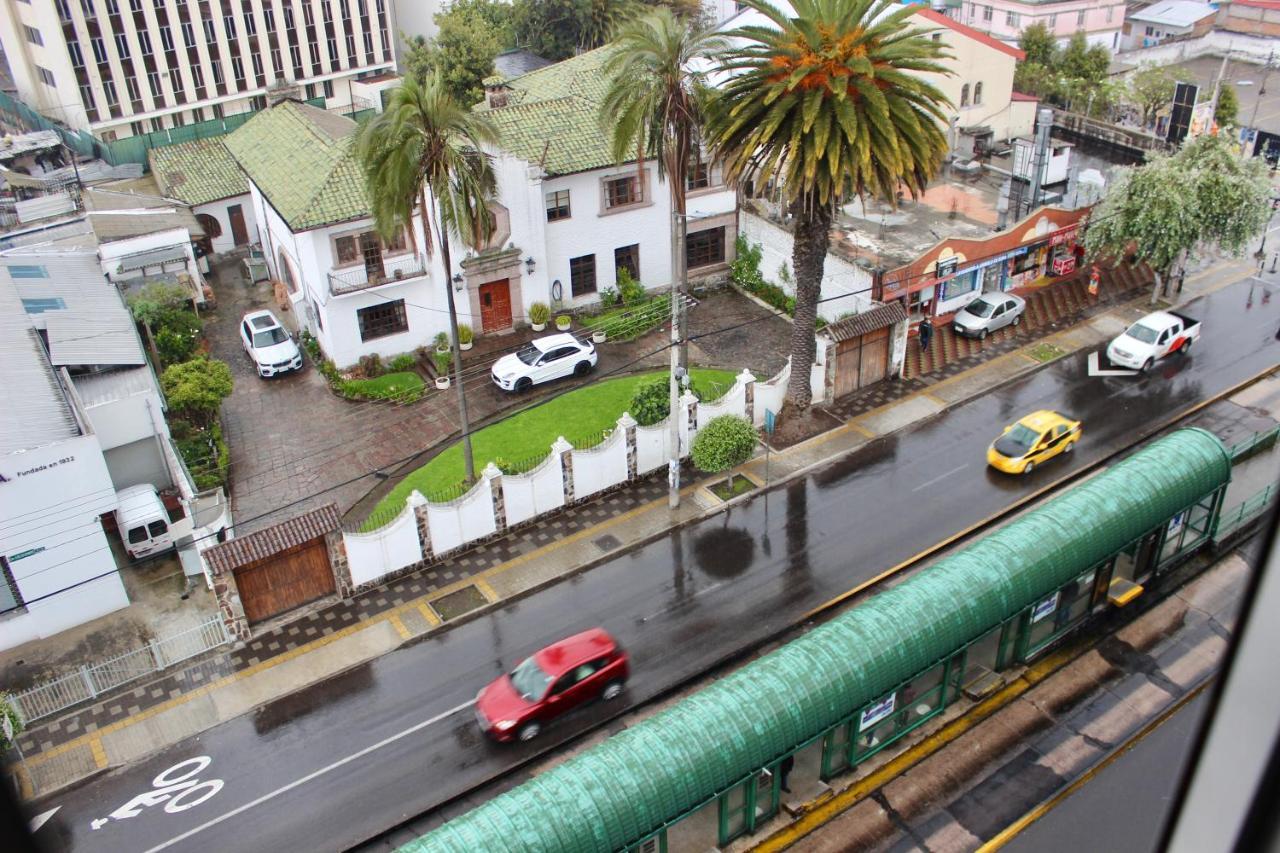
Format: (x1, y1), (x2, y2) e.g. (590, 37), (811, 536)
(356, 73), (499, 481)
(601, 8), (726, 507)
(707, 0), (952, 410)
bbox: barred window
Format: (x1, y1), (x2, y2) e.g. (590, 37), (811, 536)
(604, 175), (642, 209)
(685, 226), (726, 269)
(357, 300), (409, 341)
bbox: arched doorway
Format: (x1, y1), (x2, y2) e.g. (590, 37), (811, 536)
(277, 248), (298, 294)
(195, 213), (221, 256)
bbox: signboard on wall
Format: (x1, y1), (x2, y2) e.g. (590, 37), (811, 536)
(860, 693), (897, 729)
(1031, 591), (1060, 624)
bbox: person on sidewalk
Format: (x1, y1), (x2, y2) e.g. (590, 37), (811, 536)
(779, 754), (795, 793)
(918, 317), (933, 353)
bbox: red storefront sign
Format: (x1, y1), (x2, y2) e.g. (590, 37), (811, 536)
(1052, 255), (1077, 276)
(1049, 227), (1078, 246)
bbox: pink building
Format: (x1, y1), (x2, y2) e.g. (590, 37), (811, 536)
(950, 0), (1127, 51)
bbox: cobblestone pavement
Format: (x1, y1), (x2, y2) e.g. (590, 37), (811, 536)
(14, 474), (669, 755)
(687, 287), (792, 378)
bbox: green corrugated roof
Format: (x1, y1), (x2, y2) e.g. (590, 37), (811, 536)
(406, 428), (1231, 853)
(223, 100), (369, 231)
(478, 46), (620, 177)
(148, 139), (246, 206)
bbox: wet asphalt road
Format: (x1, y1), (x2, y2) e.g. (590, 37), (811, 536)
(30, 279), (1280, 853)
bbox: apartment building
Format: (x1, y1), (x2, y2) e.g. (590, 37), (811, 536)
(0, 0), (398, 143)
(954, 0), (1126, 50)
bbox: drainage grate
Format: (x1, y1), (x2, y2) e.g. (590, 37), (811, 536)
(429, 585), (487, 622)
(593, 533), (622, 552)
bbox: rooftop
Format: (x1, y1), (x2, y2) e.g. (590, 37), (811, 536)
(224, 99), (369, 231)
(149, 139), (247, 206)
(912, 8), (1025, 60)
(0, 277), (79, 455)
(492, 48), (554, 80)
(71, 366), (156, 407)
(82, 177), (205, 242)
(479, 46), (622, 177)
(0, 130), (62, 161)
(1127, 0), (1218, 25)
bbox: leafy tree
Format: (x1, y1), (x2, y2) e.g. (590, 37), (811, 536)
(690, 415), (757, 474)
(1086, 133), (1271, 303)
(1018, 22), (1057, 67)
(1128, 63), (1176, 128)
(707, 0), (950, 411)
(1013, 62), (1061, 102)
(127, 282), (193, 355)
(629, 377), (672, 426)
(161, 357), (233, 425)
(433, 5), (504, 105)
(513, 0), (589, 61)
(1059, 32), (1110, 85)
(1216, 84), (1240, 128)
(402, 33), (435, 83)
(356, 74), (499, 481)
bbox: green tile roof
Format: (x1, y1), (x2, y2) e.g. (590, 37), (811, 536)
(148, 138), (246, 206)
(223, 100), (370, 231)
(479, 46), (622, 177)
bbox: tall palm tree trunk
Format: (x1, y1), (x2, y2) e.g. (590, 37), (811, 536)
(427, 187), (476, 481)
(785, 198), (832, 410)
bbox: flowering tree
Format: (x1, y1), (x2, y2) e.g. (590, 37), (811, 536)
(1085, 134), (1271, 303)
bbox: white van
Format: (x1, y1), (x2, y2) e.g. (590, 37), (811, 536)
(115, 484), (174, 559)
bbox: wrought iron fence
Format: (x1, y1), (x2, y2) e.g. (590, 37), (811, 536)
(566, 428), (614, 450)
(1215, 485), (1277, 542)
(12, 618), (230, 725)
(1228, 426), (1280, 463)
(496, 451), (554, 476)
(348, 501), (411, 534)
(424, 480), (472, 504)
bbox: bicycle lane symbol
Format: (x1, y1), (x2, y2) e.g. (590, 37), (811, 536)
(90, 756), (224, 831)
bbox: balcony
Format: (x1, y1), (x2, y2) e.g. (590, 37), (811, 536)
(328, 253), (429, 296)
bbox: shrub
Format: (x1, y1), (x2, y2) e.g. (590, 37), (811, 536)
(599, 287), (620, 309)
(434, 331), (449, 351)
(556, 315), (571, 328)
(458, 323), (473, 345)
(0, 694), (24, 751)
(155, 327), (198, 366)
(629, 375), (708, 425)
(691, 415), (757, 474)
(529, 302), (550, 325)
(161, 357), (232, 425)
(389, 353), (416, 372)
(617, 268), (645, 305)
(730, 235), (766, 292)
(357, 353), (384, 378)
(433, 349), (452, 375)
(174, 421), (229, 489)
(299, 330), (323, 361)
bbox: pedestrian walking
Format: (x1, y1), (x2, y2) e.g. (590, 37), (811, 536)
(778, 754), (795, 793)
(1088, 264), (1100, 297)
(918, 317), (933, 352)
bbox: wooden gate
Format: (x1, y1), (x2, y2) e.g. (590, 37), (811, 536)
(833, 326), (891, 398)
(233, 537), (335, 625)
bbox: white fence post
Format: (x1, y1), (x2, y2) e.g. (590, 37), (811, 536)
(619, 412), (638, 481)
(79, 666), (97, 701)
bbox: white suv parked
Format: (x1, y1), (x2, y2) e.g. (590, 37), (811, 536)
(240, 310), (303, 377)
(491, 333), (597, 392)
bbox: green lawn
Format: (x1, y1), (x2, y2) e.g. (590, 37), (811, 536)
(343, 371), (424, 401)
(369, 368), (737, 521)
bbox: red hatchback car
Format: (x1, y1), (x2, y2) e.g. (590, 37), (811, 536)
(475, 628), (630, 742)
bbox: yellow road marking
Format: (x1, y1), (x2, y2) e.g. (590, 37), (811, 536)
(921, 392), (948, 405)
(976, 679), (1212, 852)
(473, 577), (498, 603)
(90, 738), (108, 769)
(417, 601), (442, 627)
(845, 421), (876, 439)
(388, 613), (412, 640)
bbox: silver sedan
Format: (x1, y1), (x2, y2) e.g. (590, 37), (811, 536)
(952, 292), (1026, 340)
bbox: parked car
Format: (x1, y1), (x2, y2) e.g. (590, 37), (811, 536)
(240, 310), (302, 377)
(987, 410), (1082, 475)
(491, 332), (597, 392)
(1105, 310), (1200, 372)
(952, 292), (1026, 340)
(475, 627), (629, 742)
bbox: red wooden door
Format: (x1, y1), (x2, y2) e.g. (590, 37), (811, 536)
(228, 204), (249, 246)
(479, 279), (513, 332)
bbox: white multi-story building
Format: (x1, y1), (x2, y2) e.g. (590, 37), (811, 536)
(0, 0), (400, 143)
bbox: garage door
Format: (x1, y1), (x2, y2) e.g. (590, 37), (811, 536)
(233, 537), (335, 625)
(833, 327), (891, 399)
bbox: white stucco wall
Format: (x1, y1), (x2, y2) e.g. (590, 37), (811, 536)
(635, 422), (673, 475)
(501, 454), (566, 528)
(343, 504), (423, 587)
(570, 431), (629, 500)
(740, 212), (875, 322)
(194, 195), (257, 255)
(0, 434), (128, 650)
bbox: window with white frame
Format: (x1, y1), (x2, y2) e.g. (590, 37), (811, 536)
(960, 83), (970, 107)
(37, 66), (56, 87)
(974, 81), (983, 105)
(1076, 9), (1085, 25)
(1005, 10), (1019, 27)
(982, 4), (992, 21)
(24, 25), (42, 45)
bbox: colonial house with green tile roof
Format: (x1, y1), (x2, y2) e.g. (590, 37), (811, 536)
(221, 99), (457, 368)
(150, 138), (258, 255)
(472, 45), (738, 326)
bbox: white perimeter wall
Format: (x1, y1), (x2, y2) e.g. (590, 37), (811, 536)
(740, 212), (874, 322)
(344, 504), (423, 587)
(502, 454), (566, 528)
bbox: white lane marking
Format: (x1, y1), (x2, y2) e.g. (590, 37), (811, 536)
(912, 464), (968, 492)
(93, 756), (223, 830)
(638, 580), (727, 623)
(29, 807), (60, 833)
(143, 699), (475, 852)
(1088, 351), (1139, 377)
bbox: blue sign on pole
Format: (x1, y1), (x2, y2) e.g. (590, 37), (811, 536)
(764, 409), (777, 435)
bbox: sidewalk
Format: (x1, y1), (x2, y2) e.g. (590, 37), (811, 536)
(6, 254), (1262, 799)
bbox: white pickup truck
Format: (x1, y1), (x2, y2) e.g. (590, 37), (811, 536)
(1106, 310), (1201, 372)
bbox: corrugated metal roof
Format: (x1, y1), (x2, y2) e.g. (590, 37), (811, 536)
(0, 277), (79, 455)
(115, 245), (188, 272)
(825, 301), (908, 342)
(71, 366), (157, 406)
(83, 178), (204, 242)
(204, 504), (340, 575)
(410, 428), (1231, 853)
(46, 311), (146, 366)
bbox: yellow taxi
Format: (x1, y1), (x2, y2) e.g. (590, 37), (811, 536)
(987, 410), (1082, 475)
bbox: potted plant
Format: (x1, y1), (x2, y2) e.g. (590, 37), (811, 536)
(433, 349), (452, 389)
(458, 323), (474, 351)
(556, 314), (571, 331)
(434, 331), (450, 354)
(592, 328), (607, 344)
(529, 302), (549, 331)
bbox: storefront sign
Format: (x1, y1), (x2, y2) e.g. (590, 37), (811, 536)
(935, 256), (959, 277)
(9, 546), (45, 562)
(1031, 591), (1060, 624)
(859, 693), (897, 729)
(1049, 227), (1078, 246)
(1052, 255), (1077, 276)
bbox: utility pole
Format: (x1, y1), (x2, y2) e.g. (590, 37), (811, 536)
(667, 209), (683, 510)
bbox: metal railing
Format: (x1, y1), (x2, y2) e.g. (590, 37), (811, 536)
(1228, 425), (1280, 463)
(11, 618), (231, 725)
(1215, 485), (1277, 542)
(328, 253), (430, 296)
